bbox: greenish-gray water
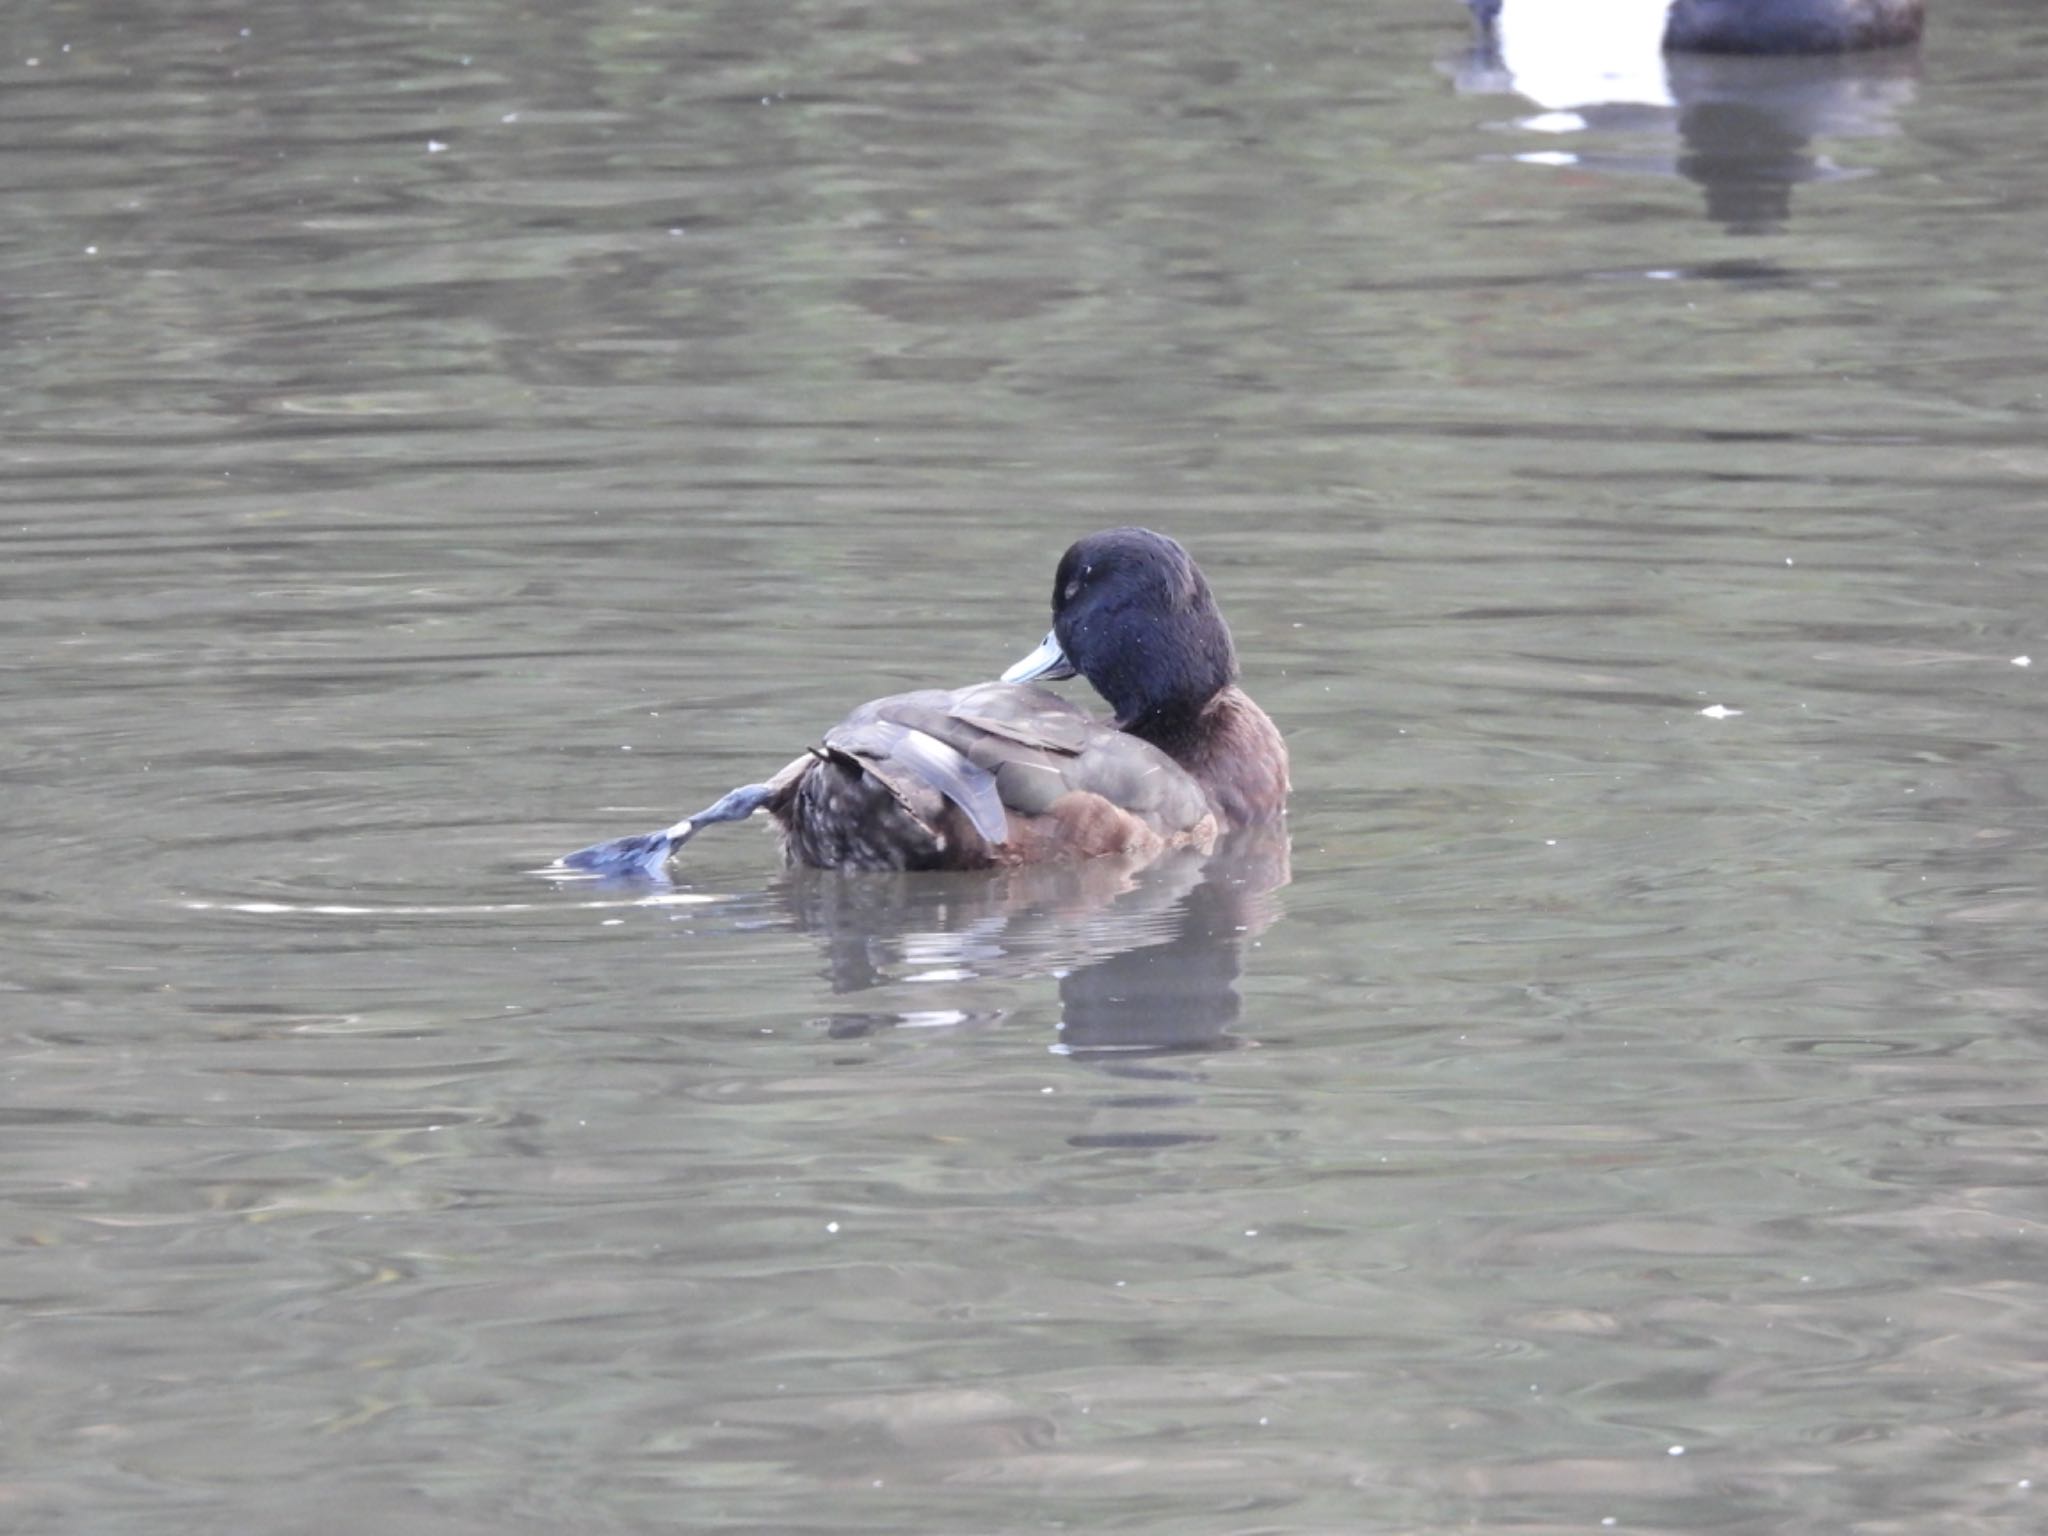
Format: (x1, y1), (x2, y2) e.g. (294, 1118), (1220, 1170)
(5, 2), (2046, 1531)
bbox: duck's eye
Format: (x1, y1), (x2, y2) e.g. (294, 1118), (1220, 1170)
(1063, 580), (1080, 602)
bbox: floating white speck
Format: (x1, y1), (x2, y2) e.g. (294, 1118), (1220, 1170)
(1699, 705), (1741, 719)
(825, 1221), (839, 1234)
(501, 111), (520, 123)
(2014, 656), (2032, 668)
(1668, 1445), (1686, 1456)
(84, 245), (97, 255)
(427, 139), (448, 153)
(1515, 150), (1578, 168)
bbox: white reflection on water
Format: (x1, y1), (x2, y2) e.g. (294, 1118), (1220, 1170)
(1448, 0), (1921, 232)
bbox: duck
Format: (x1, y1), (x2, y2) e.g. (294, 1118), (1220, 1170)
(556, 527), (1289, 877)
(1465, 0), (1924, 54)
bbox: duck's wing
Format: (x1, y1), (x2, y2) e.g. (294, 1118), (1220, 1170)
(872, 685), (1212, 837)
(822, 715), (1010, 846)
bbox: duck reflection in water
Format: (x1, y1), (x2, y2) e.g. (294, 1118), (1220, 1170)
(1449, 0), (1921, 234)
(786, 824), (1290, 1059)
(556, 525), (1290, 1060)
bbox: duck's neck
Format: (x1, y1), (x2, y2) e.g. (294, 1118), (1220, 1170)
(1120, 695), (1207, 755)
(1129, 687), (1290, 831)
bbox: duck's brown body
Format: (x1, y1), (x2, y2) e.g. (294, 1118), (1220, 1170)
(765, 679), (1287, 873)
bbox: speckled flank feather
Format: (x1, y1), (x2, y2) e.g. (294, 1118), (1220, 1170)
(781, 751), (958, 871)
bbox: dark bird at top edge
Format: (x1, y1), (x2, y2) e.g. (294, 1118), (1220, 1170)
(1467, 0), (1924, 54)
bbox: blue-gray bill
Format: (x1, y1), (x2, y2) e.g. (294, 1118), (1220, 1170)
(1000, 630), (1077, 684)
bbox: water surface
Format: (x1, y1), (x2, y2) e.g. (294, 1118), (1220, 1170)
(5, 1), (2048, 1531)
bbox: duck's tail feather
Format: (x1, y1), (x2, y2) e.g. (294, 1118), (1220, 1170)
(556, 782), (778, 877)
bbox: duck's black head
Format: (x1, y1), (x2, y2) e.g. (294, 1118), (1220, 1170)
(1002, 527), (1239, 746)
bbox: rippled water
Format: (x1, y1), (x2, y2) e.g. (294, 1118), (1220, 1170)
(6, 1), (2048, 1531)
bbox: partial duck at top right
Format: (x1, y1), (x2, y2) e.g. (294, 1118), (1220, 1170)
(1467, 0), (1924, 54)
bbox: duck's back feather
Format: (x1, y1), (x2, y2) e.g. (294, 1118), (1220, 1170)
(774, 681), (1221, 872)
